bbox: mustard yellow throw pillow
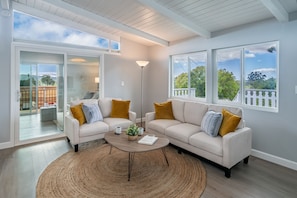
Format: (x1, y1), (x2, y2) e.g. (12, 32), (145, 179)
(154, 101), (174, 120)
(219, 109), (241, 136)
(70, 103), (86, 125)
(110, 100), (130, 119)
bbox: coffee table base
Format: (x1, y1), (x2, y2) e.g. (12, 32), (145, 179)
(110, 145), (169, 181)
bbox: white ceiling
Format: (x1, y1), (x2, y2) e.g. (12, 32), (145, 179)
(6, 0), (297, 46)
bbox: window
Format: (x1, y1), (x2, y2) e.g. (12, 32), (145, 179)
(215, 42), (278, 111)
(13, 11), (120, 51)
(171, 51), (207, 100)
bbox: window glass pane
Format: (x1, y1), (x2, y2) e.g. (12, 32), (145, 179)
(216, 49), (241, 102)
(111, 40), (120, 50)
(244, 43), (277, 108)
(13, 11), (112, 50)
(172, 55), (189, 97)
(215, 41), (278, 111)
(172, 52), (206, 99)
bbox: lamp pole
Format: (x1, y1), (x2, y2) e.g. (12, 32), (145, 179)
(140, 66), (144, 127)
(136, 61), (149, 128)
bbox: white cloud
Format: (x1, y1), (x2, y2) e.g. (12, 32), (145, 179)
(14, 12), (102, 48)
(245, 53), (255, 58)
(253, 68), (276, 73)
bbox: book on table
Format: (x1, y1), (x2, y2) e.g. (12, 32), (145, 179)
(138, 135), (158, 145)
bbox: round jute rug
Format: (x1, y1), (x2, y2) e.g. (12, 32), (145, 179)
(36, 144), (206, 198)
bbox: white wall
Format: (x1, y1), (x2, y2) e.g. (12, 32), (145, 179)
(104, 38), (149, 117)
(0, 13), (12, 145)
(147, 18), (297, 166)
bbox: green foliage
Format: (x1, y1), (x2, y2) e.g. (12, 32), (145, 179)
(41, 75), (55, 86)
(20, 75), (37, 86)
(218, 69), (240, 101)
(174, 66), (205, 97)
(191, 66), (205, 97)
(126, 124), (139, 136)
(246, 71), (276, 90)
(175, 72), (188, 88)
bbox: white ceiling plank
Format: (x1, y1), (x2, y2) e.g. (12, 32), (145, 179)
(1, 0), (9, 9)
(259, 0), (289, 22)
(139, 0), (211, 38)
(42, 0), (169, 46)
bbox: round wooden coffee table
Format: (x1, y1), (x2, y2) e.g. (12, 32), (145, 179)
(104, 131), (169, 181)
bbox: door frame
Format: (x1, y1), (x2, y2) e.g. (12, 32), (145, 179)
(11, 42), (104, 146)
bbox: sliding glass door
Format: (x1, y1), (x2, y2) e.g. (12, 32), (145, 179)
(18, 51), (65, 142)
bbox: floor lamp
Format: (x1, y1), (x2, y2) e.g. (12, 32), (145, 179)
(136, 61), (149, 128)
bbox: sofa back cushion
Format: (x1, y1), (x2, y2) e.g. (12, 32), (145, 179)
(170, 99), (185, 122)
(208, 104), (244, 129)
(184, 101), (208, 126)
(98, 98), (121, 118)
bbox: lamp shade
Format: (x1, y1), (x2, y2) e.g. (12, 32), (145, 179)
(95, 77), (99, 83)
(136, 61), (149, 67)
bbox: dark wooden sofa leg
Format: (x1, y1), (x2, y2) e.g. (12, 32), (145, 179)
(178, 148), (182, 154)
(224, 168), (231, 178)
(66, 137), (70, 142)
(244, 156), (249, 164)
(74, 144), (78, 152)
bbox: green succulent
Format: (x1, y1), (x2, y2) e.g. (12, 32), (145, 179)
(126, 124), (139, 136)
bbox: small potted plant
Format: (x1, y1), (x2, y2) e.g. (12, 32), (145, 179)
(126, 124), (139, 141)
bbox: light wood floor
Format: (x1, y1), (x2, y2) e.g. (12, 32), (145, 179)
(0, 138), (296, 198)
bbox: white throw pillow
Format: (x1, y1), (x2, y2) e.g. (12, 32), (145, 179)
(82, 103), (103, 124)
(201, 111), (223, 137)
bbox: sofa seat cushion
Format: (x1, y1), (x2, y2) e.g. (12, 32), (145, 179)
(165, 123), (201, 144)
(147, 119), (181, 134)
(79, 121), (109, 137)
(189, 132), (223, 156)
(103, 118), (133, 131)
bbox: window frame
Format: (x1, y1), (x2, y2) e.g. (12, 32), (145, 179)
(214, 41), (279, 112)
(169, 51), (208, 102)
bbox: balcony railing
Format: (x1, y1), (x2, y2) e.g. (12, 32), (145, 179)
(244, 89), (277, 108)
(173, 88), (277, 108)
(173, 88), (196, 97)
(20, 86), (56, 110)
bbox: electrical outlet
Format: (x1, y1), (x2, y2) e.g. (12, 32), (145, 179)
(121, 81), (125, 86)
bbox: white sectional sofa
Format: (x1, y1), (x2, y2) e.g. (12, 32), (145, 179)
(145, 99), (252, 177)
(65, 98), (136, 152)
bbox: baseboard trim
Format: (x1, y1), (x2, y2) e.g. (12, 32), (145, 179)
(251, 149), (297, 171)
(0, 141), (13, 150)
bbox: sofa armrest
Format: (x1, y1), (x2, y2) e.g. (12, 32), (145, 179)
(145, 112), (155, 131)
(222, 127), (252, 168)
(129, 111), (137, 123)
(65, 114), (80, 145)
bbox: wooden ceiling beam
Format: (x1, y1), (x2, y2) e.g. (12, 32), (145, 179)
(260, 0), (289, 22)
(42, 0), (169, 46)
(138, 0), (211, 38)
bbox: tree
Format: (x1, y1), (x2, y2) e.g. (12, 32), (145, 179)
(218, 69), (240, 101)
(190, 66), (205, 97)
(20, 74), (37, 86)
(175, 72), (188, 88)
(41, 75), (55, 86)
(174, 66), (205, 97)
(246, 71), (276, 89)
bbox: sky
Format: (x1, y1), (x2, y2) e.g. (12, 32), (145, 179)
(13, 11), (119, 50)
